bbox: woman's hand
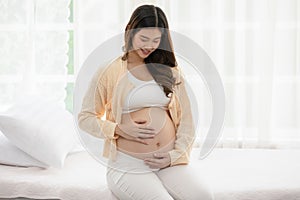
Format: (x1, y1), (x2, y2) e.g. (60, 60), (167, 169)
(115, 122), (157, 145)
(144, 152), (171, 169)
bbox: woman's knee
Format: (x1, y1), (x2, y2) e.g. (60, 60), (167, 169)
(164, 181), (214, 200)
(157, 165), (215, 200)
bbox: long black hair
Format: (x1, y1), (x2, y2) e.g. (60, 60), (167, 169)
(122, 5), (180, 97)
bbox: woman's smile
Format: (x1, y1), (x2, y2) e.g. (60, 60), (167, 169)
(140, 48), (151, 56)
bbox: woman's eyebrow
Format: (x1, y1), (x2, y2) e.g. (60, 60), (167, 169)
(140, 35), (161, 40)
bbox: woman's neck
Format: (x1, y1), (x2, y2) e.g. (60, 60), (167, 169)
(127, 50), (144, 67)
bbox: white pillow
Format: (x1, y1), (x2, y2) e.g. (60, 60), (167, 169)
(0, 131), (47, 168)
(0, 96), (82, 168)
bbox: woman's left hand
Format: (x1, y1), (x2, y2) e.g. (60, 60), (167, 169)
(144, 152), (171, 169)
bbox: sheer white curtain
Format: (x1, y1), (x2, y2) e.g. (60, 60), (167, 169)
(1, 0), (299, 149)
(0, 0), (71, 111)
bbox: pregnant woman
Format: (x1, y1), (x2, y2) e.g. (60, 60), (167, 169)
(78, 4), (214, 200)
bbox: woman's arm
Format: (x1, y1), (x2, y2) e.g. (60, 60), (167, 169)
(168, 68), (196, 166)
(77, 67), (119, 140)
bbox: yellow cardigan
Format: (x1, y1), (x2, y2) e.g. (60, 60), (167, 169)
(78, 56), (195, 166)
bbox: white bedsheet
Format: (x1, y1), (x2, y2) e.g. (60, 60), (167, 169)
(0, 148), (300, 200)
(0, 151), (117, 200)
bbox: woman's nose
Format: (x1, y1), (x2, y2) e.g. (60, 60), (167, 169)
(144, 42), (155, 50)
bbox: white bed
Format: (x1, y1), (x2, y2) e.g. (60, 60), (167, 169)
(1, 148), (300, 200)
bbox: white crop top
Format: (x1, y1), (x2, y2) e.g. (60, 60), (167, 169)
(122, 71), (171, 114)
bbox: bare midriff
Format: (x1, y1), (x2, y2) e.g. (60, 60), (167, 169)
(117, 107), (176, 160)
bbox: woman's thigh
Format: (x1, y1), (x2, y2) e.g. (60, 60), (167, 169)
(106, 167), (174, 200)
(156, 165), (215, 200)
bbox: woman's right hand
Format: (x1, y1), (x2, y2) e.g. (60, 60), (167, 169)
(115, 122), (157, 145)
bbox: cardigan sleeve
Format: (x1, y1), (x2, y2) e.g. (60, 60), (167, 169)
(77, 66), (119, 140)
(168, 68), (196, 166)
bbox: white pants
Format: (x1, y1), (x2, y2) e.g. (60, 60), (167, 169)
(106, 150), (215, 200)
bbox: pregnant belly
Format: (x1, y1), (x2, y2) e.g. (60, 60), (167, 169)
(116, 107), (176, 160)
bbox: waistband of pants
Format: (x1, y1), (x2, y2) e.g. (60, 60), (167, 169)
(107, 150), (160, 173)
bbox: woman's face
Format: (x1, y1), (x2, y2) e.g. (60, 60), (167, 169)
(131, 28), (162, 59)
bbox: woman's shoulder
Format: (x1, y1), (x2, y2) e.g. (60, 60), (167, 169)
(101, 56), (123, 75)
(92, 56), (123, 86)
(97, 56), (123, 77)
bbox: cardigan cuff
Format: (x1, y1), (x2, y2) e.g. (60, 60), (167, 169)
(168, 149), (189, 166)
